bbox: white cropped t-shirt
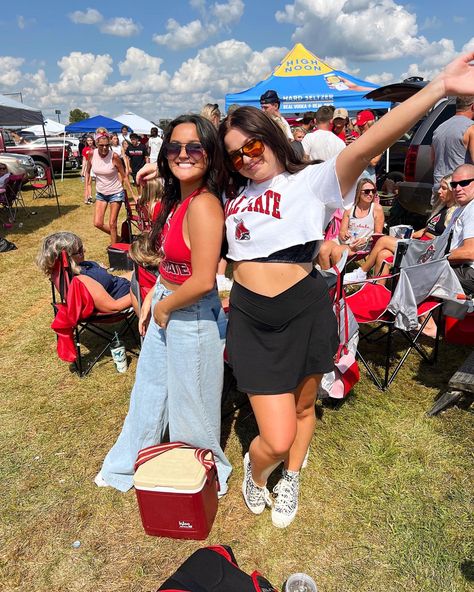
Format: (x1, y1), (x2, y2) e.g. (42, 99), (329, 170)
(224, 157), (352, 261)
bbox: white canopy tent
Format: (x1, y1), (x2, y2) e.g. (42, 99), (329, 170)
(23, 118), (66, 136)
(114, 112), (162, 135)
(0, 94), (60, 212)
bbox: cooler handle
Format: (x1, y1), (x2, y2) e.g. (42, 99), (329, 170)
(134, 441), (217, 479)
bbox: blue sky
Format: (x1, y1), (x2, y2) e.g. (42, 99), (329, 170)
(0, 0), (471, 122)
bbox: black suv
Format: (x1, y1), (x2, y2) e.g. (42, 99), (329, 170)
(366, 81), (456, 223)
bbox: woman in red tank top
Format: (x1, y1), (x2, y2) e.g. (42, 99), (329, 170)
(96, 114), (232, 495)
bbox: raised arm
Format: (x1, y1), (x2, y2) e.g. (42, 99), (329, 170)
(336, 52), (474, 197)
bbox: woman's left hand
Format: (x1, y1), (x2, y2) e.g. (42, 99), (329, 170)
(153, 300), (170, 329)
(436, 51), (474, 96)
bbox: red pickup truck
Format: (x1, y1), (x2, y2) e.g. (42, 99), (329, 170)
(0, 129), (78, 178)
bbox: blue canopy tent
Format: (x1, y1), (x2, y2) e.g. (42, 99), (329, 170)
(225, 44), (391, 113)
(65, 115), (130, 134)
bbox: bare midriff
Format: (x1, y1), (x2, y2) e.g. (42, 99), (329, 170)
(233, 261), (313, 297)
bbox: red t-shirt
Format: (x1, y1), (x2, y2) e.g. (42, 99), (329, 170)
(82, 146), (94, 159)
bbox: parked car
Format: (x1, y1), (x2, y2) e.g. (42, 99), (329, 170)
(0, 152), (36, 180)
(366, 81), (456, 220)
(0, 129), (78, 179)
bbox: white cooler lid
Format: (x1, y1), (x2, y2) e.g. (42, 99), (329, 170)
(133, 448), (211, 490)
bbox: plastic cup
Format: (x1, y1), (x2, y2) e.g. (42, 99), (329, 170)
(285, 572), (318, 592)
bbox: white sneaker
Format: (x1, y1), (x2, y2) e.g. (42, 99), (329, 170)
(343, 267), (367, 285)
(94, 471), (110, 488)
(242, 453), (272, 515)
(272, 469), (299, 528)
(217, 275), (233, 292)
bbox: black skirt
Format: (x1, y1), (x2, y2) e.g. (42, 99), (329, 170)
(226, 269), (338, 394)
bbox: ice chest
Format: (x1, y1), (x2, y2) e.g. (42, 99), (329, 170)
(133, 442), (219, 540)
(445, 312), (474, 345)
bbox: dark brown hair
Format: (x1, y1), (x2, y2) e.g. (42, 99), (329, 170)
(145, 114), (225, 255)
(218, 106), (308, 197)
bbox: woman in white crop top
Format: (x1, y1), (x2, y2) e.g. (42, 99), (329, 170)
(218, 52), (474, 529)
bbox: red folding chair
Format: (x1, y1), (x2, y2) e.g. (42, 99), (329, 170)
(50, 251), (139, 377)
(31, 166), (54, 199)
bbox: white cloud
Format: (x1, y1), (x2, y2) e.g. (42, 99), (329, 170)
(56, 52), (114, 95)
(153, 0), (244, 49)
(107, 47), (170, 96)
(211, 0), (244, 25)
(274, 0), (440, 62)
(100, 17), (141, 37)
(170, 39), (287, 95)
(153, 19), (206, 50)
(0, 57), (25, 86)
(365, 71), (394, 86)
(420, 16), (441, 31)
(69, 8), (103, 25)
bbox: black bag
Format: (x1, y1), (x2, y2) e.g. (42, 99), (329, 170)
(0, 236), (17, 252)
(157, 546), (278, 592)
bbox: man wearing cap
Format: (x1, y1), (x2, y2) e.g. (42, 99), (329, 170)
(301, 105), (345, 161)
(260, 90), (294, 141)
(331, 107), (358, 144)
(355, 110), (381, 181)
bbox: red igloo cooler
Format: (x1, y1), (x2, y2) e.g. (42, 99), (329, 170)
(133, 442), (219, 540)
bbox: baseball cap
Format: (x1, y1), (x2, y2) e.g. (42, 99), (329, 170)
(356, 110), (375, 126)
(332, 108), (348, 120)
(260, 90), (280, 105)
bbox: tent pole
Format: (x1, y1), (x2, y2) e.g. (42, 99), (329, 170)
(61, 133), (65, 181)
(42, 123), (61, 214)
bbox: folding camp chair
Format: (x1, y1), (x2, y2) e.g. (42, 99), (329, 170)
(0, 174), (27, 223)
(121, 190), (148, 243)
(50, 251), (139, 377)
(31, 166), (54, 199)
(344, 241), (460, 390)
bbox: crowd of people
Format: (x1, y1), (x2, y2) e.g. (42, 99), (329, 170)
(36, 51), (474, 530)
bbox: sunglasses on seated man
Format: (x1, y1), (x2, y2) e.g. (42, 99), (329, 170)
(229, 138), (265, 171)
(450, 177), (474, 189)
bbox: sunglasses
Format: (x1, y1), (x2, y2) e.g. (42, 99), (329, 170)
(361, 188), (377, 195)
(229, 138), (265, 170)
(163, 142), (205, 161)
(450, 177), (474, 189)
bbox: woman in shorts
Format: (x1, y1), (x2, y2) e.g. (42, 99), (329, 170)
(84, 130), (126, 245)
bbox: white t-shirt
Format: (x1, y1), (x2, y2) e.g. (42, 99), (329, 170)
(118, 133), (130, 146)
(302, 129), (345, 162)
(224, 157), (354, 261)
(148, 136), (163, 163)
(277, 116), (294, 141)
(449, 198), (474, 268)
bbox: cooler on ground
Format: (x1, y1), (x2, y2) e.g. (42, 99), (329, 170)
(133, 442), (218, 540)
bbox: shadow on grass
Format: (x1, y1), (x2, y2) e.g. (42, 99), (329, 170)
(460, 559), (474, 582)
(2, 204), (80, 238)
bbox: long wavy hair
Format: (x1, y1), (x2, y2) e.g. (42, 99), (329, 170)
(218, 106), (308, 198)
(36, 231), (83, 276)
(139, 114), (225, 259)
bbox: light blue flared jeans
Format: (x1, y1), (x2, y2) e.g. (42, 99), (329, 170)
(100, 281), (232, 494)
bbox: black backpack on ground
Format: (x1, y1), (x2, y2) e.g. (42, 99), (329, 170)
(0, 236), (17, 252)
(157, 545), (278, 592)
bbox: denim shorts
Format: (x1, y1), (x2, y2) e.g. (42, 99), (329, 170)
(95, 189), (125, 203)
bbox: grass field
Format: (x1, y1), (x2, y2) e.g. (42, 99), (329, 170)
(1, 175), (473, 592)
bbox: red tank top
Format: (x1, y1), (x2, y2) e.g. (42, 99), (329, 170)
(158, 187), (204, 284)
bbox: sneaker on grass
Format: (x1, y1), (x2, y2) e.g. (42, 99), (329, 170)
(343, 267), (367, 285)
(242, 453), (272, 515)
(272, 468), (299, 528)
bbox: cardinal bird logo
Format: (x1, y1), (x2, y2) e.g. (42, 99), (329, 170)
(417, 244), (436, 264)
(234, 217), (250, 240)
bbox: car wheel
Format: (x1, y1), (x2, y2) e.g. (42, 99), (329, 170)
(34, 161), (47, 179)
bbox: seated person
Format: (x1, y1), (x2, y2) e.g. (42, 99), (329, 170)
(317, 177), (384, 269)
(135, 177), (163, 227)
(0, 163), (10, 189)
(36, 231), (132, 313)
(344, 173), (457, 284)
